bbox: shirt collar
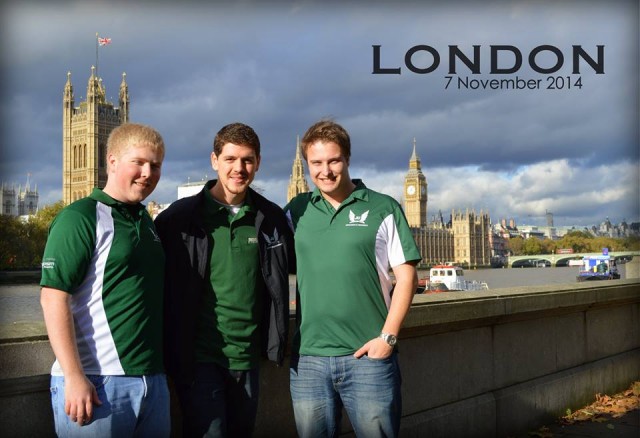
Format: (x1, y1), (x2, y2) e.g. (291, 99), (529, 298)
(90, 188), (145, 218)
(309, 179), (369, 205)
(203, 180), (256, 216)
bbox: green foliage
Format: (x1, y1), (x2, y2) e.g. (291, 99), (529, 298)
(505, 231), (638, 257)
(0, 201), (64, 270)
(563, 230), (594, 240)
(30, 201), (64, 230)
(507, 236), (524, 255)
(522, 237), (543, 255)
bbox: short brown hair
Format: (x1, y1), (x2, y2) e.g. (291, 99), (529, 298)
(300, 119), (351, 161)
(107, 123), (165, 160)
(213, 123), (261, 156)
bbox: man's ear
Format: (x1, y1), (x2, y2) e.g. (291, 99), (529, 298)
(106, 153), (117, 173)
(211, 152), (218, 171)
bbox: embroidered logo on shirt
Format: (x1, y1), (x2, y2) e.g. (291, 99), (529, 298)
(262, 229), (283, 249)
(41, 258), (55, 269)
(346, 210), (369, 227)
(248, 237), (258, 244)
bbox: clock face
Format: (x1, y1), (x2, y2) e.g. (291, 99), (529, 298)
(421, 185), (426, 195)
(406, 184), (416, 195)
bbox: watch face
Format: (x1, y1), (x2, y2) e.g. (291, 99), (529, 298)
(406, 185), (416, 195)
(381, 333), (397, 346)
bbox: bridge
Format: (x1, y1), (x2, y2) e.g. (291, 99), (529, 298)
(508, 251), (639, 268)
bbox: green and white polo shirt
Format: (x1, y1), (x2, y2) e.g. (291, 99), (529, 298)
(41, 188), (165, 376)
(285, 180), (421, 356)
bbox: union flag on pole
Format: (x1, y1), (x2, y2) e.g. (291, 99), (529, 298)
(98, 37), (111, 46)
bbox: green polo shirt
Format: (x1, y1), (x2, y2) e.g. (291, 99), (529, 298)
(194, 182), (264, 370)
(285, 180), (421, 356)
(40, 188), (165, 375)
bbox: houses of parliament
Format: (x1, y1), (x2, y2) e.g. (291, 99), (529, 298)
(54, 67), (491, 267)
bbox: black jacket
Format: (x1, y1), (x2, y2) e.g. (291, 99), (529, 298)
(154, 181), (295, 384)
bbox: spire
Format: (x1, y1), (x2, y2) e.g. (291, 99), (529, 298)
(410, 137), (418, 161)
(287, 135), (310, 202)
(408, 137), (421, 170)
(87, 66), (99, 100)
(119, 72), (129, 123)
(295, 135), (302, 159)
(63, 71), (74, 108)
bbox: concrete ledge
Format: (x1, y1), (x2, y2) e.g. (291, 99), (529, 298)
(494, 349), (640, 437)
(0, 375), (54, 438)
(404, 279), (640, 333)
(398, 349), (640, 438)
(0, 339), (54, 379)
(1, 280), (639, 437)
(401, 393), (496, 438)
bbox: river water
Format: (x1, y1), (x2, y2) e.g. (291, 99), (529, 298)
(0, 264), (629, 327)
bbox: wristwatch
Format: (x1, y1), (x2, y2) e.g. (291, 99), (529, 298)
(380, 333), (397, 347)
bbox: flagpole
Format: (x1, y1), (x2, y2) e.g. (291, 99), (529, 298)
(95, 32), (99, 76)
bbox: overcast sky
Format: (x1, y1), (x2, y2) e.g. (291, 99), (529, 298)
(1, 0), (638, 228)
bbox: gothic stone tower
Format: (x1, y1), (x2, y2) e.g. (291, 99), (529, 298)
(18, 176), (39, 215)
(287, 136), (310, 202)
(62, 67), (129, 204)
(403, 139), (428, 228)
(451, 209), (491, 267)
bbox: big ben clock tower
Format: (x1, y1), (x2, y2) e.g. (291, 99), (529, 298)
(403, 138), (427, 228)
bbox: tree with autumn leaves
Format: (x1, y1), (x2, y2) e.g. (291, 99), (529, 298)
(506, 231), (640, 256)
(0, 201), (64, 270)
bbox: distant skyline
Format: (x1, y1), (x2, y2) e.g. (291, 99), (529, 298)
(1, 0), (638, 227)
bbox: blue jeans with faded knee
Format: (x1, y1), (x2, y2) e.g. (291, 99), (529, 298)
(290, 352), (402, 438)
(50, 374), (170, 437)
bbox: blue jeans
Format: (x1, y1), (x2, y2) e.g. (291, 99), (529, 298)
(175, 363), (259, 438)
(290, 352), (402, 438)
(50, 374), (170, 437)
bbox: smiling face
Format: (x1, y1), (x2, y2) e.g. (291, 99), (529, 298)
(210, 142), (260, 204)
(103, 143), (163, 204)
(306, 140), (353, 205)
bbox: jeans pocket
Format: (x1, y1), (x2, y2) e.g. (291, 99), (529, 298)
(363, 354), (393, 362)
(86, 374), (111, 391)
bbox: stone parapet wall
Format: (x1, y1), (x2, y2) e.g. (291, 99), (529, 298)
(1, 279), (639, 437)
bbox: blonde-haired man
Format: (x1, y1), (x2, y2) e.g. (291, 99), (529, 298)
(41, 123), (169, 437)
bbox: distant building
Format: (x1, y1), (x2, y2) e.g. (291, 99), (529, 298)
(0, 184), (17, 216)
(62, 67), (129, 204)
(451, 208), (491, 267)
(518, 227), (547, 240)
(286, 136), (310, 202)
(0, 178), (39, 217)
(177, 180), (206, 199)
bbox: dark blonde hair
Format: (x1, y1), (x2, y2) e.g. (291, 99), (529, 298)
(107, 123), (165, 160)
(300, 119), (351, 161)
